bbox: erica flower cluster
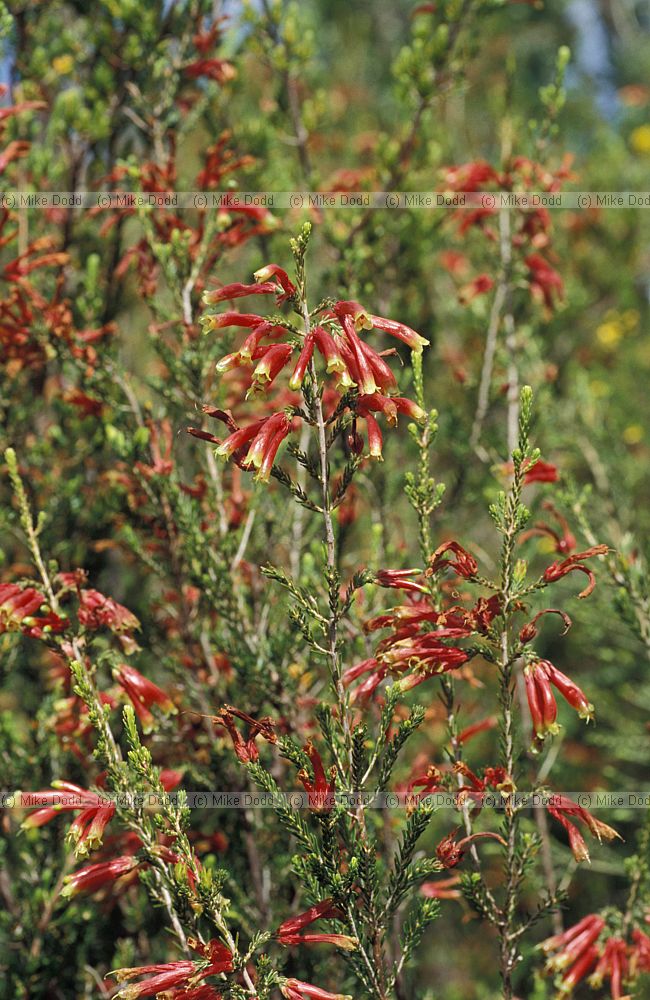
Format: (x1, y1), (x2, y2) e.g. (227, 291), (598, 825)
(189, 261), (428, 478)
(540, 914), (650, 998)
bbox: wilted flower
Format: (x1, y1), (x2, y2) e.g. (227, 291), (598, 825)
(216, 705), (276, 763)
(436, 828), (506, 869)
(427, 541), (478, 580)
(542, 545), (609, 598)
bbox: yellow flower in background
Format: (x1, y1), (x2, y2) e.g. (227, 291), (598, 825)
(52, 54), (74, 75)
(622, 309), (640, 331)
(623, 424), (644, 445)
(630, 124), (650, 153)
(596, 320), (623, 348)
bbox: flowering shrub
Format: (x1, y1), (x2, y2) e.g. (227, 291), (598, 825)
(1, 3), (650, 1000)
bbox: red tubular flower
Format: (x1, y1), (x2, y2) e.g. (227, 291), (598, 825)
(543, 545), (609, 598)
(277, 899), (356, 949)
(436, 828), (506, 869)
(524, 659), (593, 742)
(630, 928), (650, 977)
(364, 412), (383, 459)
(458, 716), (498, 744)
(298, 741), (336, 811)
(525, 253), (564, 309)
(357, 392), (425, 426)
(250, 343), (293, 392)
(20, 781), (115, 855)
(243, 411), (292, 481)
(368, 313), (430, 353)
(203, 281), (277, 303)
(0, 582), (67, 637)
(204, 310), (269, 331)
(458, 274), (494, 303)
(114, 664), (176, 732)
(427, 541), (478, 579)
(374, 568), (427, 593)
(546, 794), (622, 863)
(215, 417), (267, 459)
(61, 856), (139, 897)
(313, 325), (353, 385)
(540, 913), (606, 961)
(588, 937), (629, 997)
(289, 333), (315, 390)
(109, 939), (232, 1000)
(281, 979), (352, 1000)
(523, 458), (559, 484)
(253, 263), (297, 301)
(339, 315), (379, 395)
(217, 705), (276, 763)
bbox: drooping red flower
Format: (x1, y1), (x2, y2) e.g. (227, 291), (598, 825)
(519, 608), (572, 645)
(374, 568), (428, 593)
(523, 659), (593, 743)
(525, 253), (564, 309)
(523, 458), (559, 484)
(20, 781), (115, 855)
(114, 664), (177, 732)
(76, 588), (140, 634)
(280, 979), (352, 1000)
(0, 582), (67, 638)
(298, 742), (336, 812)
(61, 856), (140, 897)
(588, 936), (629, 998)
(277, 899), (356, 949)
(108, 938), (233, 999)
(546, 794), (622, 863)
